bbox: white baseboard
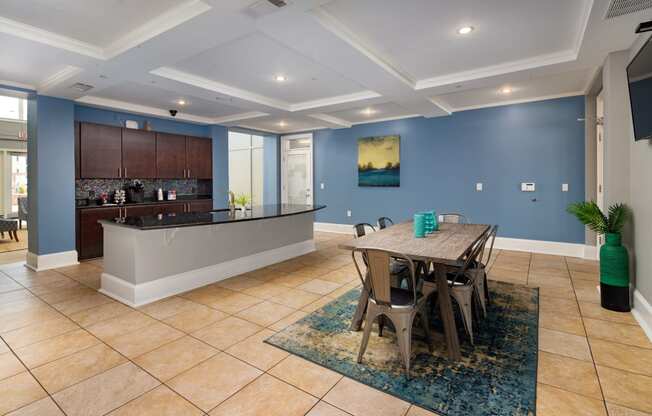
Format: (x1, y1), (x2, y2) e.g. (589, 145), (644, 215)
(26, 250), (79, 271)
(315, 222), (353, 234)
(632, 290), (652, 342)
(315, 222), (595, 259)
(100, 239), (316, 307)
(493, 237), (589, 259)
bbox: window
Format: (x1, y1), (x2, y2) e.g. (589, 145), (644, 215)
(228, 131), (264, 206)
(0, 96), (27, 121)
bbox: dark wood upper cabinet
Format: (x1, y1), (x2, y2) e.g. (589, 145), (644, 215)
(122, 129), (156, 178)
(80, 123), (122, 179)
(186, 136), (212, 179)
(74, 121), (80, 179)
(156, 133), (187, 179)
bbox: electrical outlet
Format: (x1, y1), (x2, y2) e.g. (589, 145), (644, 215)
(347, 210), (352, 217)
(476, 183), (483, 191)
(562, 183), (569, 192)
(320, 183), (324, 190)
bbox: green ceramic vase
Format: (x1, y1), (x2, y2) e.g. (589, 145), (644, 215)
(599, 233), (630, 312)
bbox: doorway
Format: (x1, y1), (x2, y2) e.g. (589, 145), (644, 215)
(228, 131), (264, 206)
(281, 133), (313, 205)
(596, 90), (604, 247)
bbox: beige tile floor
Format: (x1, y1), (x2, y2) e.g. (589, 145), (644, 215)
(0, 232), (650, 415)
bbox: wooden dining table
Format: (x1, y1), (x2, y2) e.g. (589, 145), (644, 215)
(338, 221), (490, 361)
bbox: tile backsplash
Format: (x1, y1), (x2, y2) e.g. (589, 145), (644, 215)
(76, 179), (212, 200)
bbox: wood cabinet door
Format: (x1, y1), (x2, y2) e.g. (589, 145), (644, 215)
(80, 123), (122, 179)
(124, 205), (155, 217)
(75, 122), (80, 179)
(122, 129), (156, 178)
(78, 207), (121, 259)
(156, 133), (187, 178)
(153, 202), (186, 215)
(188, 199), (213, 213)
(186, 137), (212, 179)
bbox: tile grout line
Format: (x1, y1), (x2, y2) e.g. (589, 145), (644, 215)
(565, 256), (611, 416)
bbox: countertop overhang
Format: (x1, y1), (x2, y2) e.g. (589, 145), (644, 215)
(99, 204), (325, 230)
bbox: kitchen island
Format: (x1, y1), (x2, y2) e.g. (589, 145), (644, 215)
(99, 204), (325, 306)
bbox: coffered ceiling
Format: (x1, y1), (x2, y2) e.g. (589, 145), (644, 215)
(1, 0), (651, 133)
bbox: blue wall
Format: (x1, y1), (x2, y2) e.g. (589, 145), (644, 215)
(28, 96), (76, 255)
(264, 134), (280, 205)
(211, 125), (229, 208)
(314, 96), (586, 244)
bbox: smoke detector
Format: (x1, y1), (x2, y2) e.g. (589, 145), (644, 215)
(69, 83), (94, 92)
(605, 0), (652, 19)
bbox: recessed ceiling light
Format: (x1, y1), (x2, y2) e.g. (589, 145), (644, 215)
(278, 121), (287, 127)
(457, 26), (474, 35)
(274, 74), (287, 82)
(361, 108), (376, 116)
(499, 87), (512, 95)
(177, 99), (186, 106)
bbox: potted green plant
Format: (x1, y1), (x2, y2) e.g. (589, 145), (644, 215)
(567, 201), (631, 312)
(234, 194), (251, 214)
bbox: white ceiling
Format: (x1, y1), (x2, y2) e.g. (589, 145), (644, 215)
(1, 0), (651, 132)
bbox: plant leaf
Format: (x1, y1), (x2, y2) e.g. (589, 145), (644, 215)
(567, 201), (608, 234)
(607, 203), (630, 233)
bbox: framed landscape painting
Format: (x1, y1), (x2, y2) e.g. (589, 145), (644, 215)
(358, 135), (400, 187)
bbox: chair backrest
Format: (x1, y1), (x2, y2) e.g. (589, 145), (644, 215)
(18, 197), (28, 214)
(449, 228), (490, 286)
(438, 213), (468, 224)
(353, 223), (375, 238)
(479, 225), (498, 266)
(352, 248), (417, 307)
(377, 217), (394, 230)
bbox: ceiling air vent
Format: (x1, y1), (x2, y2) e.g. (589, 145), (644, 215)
(70, 83), (94, 92)
(243, 0), (288, 19)
(605, 0), (652, 19)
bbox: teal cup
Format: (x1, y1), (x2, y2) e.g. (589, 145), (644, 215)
(423, 211), (435, 233)
(414, 213), (426, 238)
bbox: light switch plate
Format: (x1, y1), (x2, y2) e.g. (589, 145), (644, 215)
(347, 210), (352, 217)
(320, 183), (324, 189)
(521, 182), (536, 192)
(562, 183), (569, 192)
(476, 183), (483, 191)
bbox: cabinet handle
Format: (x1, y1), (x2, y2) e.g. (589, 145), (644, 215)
(187, 169), (191, 178)
(124, 168), (127, 178)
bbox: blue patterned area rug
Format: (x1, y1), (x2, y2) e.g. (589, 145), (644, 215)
(266, 281), (539, 416)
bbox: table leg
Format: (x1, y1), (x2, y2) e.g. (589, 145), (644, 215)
(350, 273), (369, 331)
(434, 264), (461, 361)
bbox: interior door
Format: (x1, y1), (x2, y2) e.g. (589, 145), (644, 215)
(596, 91), (605, 247)
(281, 134), (313, 205)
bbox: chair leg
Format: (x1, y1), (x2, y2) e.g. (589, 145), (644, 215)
(19, 220), (22, 229)
(474, 278), (487, 318)
(451, 290), (474, 345)
(419, 307), (434, 353)
(391, 312), (415, 378)
(13, 230), (19, 242)
(357, 303), (378, 363)
(378, 315), (385, 337)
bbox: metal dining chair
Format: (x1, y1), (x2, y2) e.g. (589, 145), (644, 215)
(438, 213), (469, 224)
(353, 223), (376, 238)
(421, 228), (490, 344)
(352, 247), (433, 378)
(377, 216), (394, 230)
(474, 225), (499, 315)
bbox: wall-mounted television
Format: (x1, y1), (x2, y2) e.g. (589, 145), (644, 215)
(627, 37), (652, 141)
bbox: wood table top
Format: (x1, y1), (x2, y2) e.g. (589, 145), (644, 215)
(338, 222), (490, 264)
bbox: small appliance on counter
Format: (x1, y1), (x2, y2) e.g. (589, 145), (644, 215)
(157, 188), (164, 201)
(167, 189), (177, 200)
(126, 180), (145, 203)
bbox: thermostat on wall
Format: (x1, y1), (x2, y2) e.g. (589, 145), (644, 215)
(521, 182), (536, 192)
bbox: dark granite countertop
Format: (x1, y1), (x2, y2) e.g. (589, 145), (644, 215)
(100, 204), (326, 230)
(76, 194), (212, 209)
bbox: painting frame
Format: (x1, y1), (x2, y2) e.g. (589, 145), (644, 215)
(357, 135), (400, 187)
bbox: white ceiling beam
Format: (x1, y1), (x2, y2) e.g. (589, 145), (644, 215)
(212, 111), (269, 124)
(308, 113), (352, 128)
(38, 66), (84, 93)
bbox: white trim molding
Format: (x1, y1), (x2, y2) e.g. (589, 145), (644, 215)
(633, 290), (652, 342)
(100, 239), (315, 307)
(26, 250), (79, 271)
(315, 222), (595, 259)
